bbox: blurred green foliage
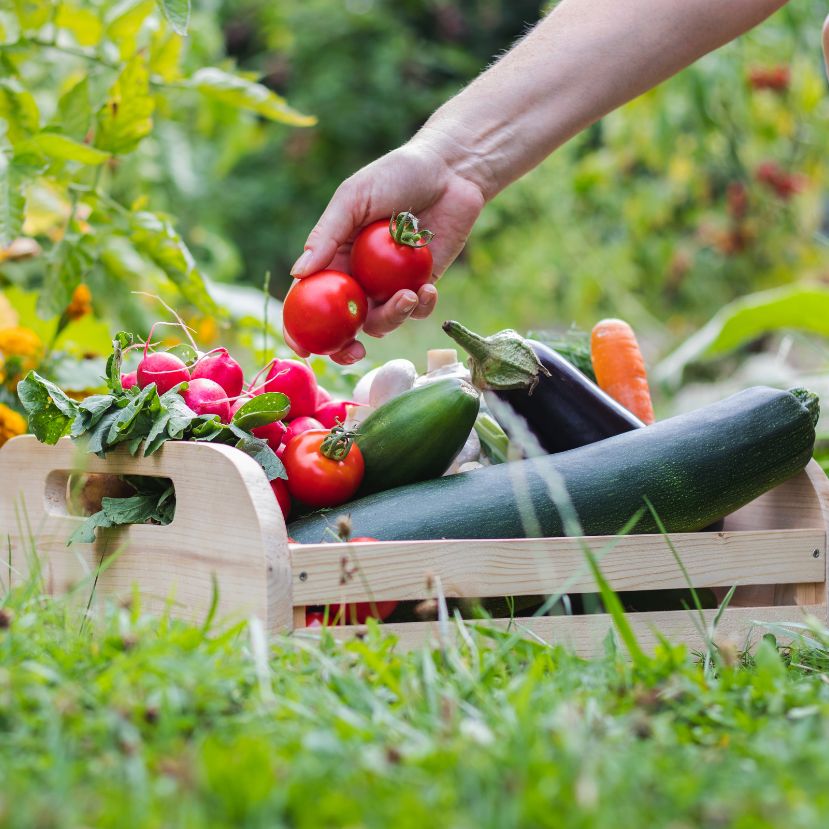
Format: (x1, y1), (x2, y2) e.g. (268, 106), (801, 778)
(189, 1), (829, 370)
(2, 0), (829, 381)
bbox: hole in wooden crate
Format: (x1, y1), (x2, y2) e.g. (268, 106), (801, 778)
(46, 472), (177, 524)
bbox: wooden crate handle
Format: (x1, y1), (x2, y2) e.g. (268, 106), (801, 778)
(0, 435), (293, 633)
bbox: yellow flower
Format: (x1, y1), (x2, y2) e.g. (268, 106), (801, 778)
(195, 316), (219, 346)
(0, 326), (43, 359)
(66, 284), (93, 321)
(0, 326), (43, 386)
(0, 403), (26, 448)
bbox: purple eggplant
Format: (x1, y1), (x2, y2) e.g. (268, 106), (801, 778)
(443, 321), (643, 454)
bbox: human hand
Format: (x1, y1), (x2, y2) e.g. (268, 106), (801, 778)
(284, 134), (486, 364)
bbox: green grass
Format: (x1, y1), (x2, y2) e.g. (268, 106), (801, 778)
(3, 584), (829, 829)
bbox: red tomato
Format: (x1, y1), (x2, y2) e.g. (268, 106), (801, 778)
(350, 212), (434, 303)
(283, 270), (367, 356)
(282, 428), (364, 508)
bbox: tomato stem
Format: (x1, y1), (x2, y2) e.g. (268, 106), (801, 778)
(388, 211), (434, 248)
(320, 425), (358, 462)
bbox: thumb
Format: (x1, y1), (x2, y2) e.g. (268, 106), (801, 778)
(292, 181), (361, 277)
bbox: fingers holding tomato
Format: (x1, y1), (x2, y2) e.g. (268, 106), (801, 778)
(283, 213), (437, 362)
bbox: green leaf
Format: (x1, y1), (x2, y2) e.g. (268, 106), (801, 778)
(0, 151), (25, 247)
(228, 424), (286, 481)
(68, 488), (174, 544)
(51, 355), (108, 394)
(655, 284), (829, 386)
(142, 387), (197, 456)
(165, 342), (198, 365)
(12, 0), (50, 31)
(53, 77), (92, 142)
(130, 211), (220, 316)
(188, 68), (316, 127)
(0, 11), (21, 45)
(72, 394), (115, 437)
(0, 80), (39, 144)
(157, 0), (189, 35)
(107, 383), (160, 446)
(56, 2), (104, 46)
(149, 30), (183, 82)
(106, 331), (134, 393)
(160, 388), (197, 437)
(85, 408), (122, 456)
(99, 234), (166, 284)
(17, 133), (109, 165)
(38, 233), (96, 317)
(95, 55), (154, 155)
(231, 392), (290, 431)
(17, 371), (79, 445)
(105, 0), (156, 59)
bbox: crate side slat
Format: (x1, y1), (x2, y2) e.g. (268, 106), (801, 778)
(0, 436), (292, 632)
(290, 529), (825, 604)
(306, 604), (825, 656)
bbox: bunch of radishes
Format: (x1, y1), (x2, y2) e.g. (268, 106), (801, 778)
(123, 342), (359, 522)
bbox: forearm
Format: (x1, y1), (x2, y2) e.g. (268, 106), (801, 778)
(418, 0), (788, 200)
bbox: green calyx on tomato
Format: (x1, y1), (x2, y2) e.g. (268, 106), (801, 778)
(319, 424), (358, 462)
(282, 427), (365, 508)
(389, 211), (434, 248)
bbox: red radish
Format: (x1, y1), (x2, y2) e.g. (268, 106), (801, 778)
(276, 444), (286, 460)
(270, 478), (291, 519)
(121, 371), (138, 390)
(182, 378), (231, 422)
(230, 397), (288, 450)
(284, 416), (323, 446)
(316, 387), (332, 406)
(191, 348), (244, 398)
(136, 352), (190, 395)
(263, 359), (318, 418)
(255, 420), (287, 451)
(315, 400), (357, 429)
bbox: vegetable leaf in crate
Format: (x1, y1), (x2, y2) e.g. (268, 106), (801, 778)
(17, 372), (79, 444)
(69, 478), (176, 545)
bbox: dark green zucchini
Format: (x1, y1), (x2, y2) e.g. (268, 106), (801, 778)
(355, 377), (480, 495)
(289, 386), (818, 542)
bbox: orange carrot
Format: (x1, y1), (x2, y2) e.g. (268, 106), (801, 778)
(590, 319), (655, 424)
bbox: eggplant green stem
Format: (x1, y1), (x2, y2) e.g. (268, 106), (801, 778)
(442, 320), (550, 393)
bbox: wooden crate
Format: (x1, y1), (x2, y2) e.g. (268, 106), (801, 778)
(1, 434), (827, 656)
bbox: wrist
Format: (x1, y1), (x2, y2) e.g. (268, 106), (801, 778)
(409, 121), (498, 203)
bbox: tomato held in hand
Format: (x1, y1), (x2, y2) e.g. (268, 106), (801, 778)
(282, 426), (364, 508)
(283, 270), (367, 355)
(350, 212), (434, 303)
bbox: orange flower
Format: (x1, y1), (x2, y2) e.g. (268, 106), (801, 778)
(0, 403), (26, 448)
(195, 316), (219, 346)
(0, 325), (42, 379)
(66, 284), (93, 321)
